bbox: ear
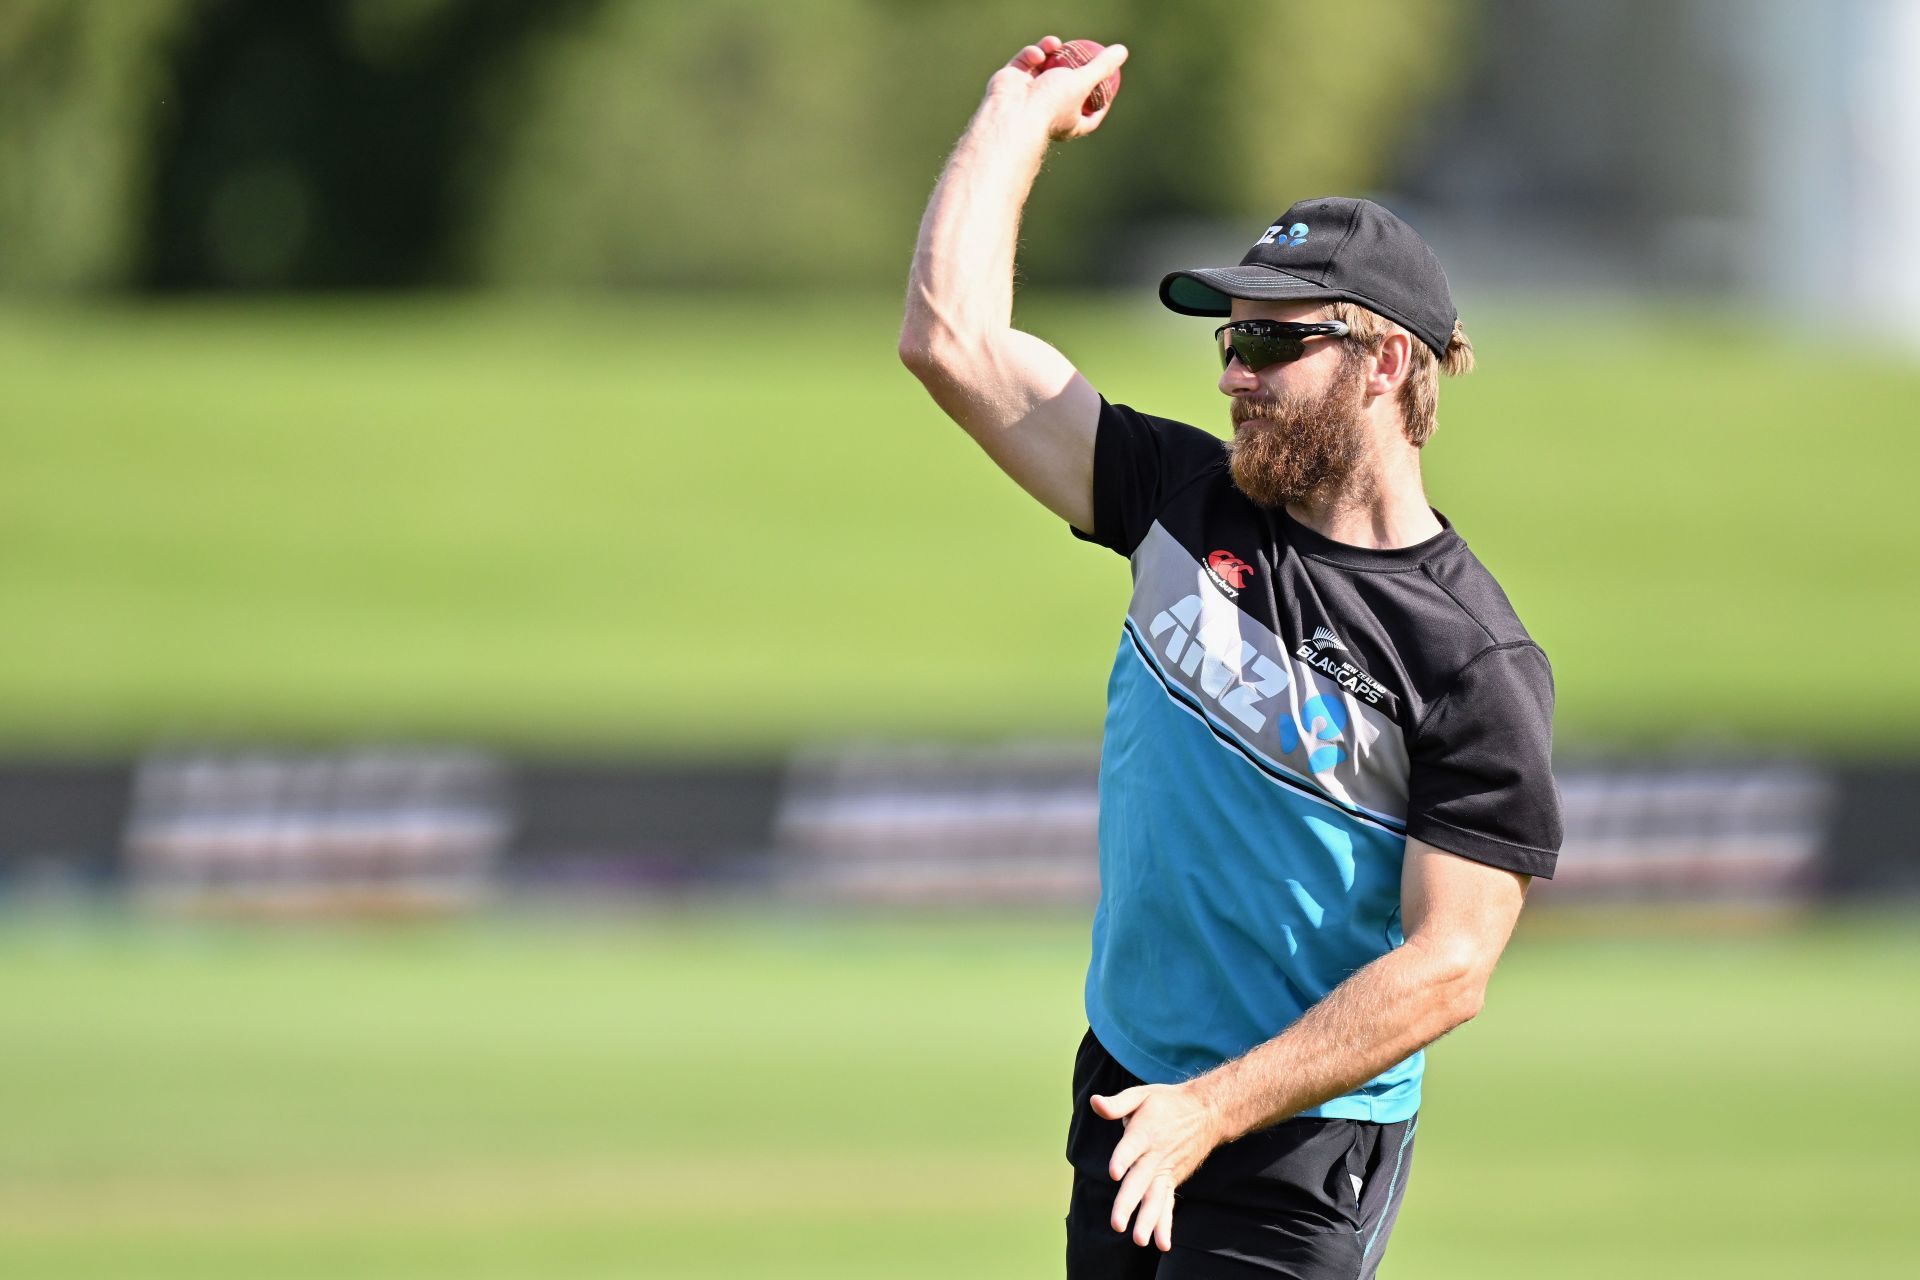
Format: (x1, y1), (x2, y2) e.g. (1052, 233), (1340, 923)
(1365, 330), (1414, 399)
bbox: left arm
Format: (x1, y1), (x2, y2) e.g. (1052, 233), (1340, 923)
(1093, 837), (1530, 1251)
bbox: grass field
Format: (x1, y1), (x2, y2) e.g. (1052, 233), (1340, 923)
(0, 910), (1915, 1278)
(2, 295), (1917, 751)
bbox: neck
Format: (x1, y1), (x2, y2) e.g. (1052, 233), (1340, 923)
(1285, 446), (1439, 550)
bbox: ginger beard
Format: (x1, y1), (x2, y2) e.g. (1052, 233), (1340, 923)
(1227, 346), (1371, 508)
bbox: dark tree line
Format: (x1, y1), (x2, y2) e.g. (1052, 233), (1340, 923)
(0, 0), (1471, 293)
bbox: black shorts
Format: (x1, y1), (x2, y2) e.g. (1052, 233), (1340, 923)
(1066, 1029), (1417, 1279)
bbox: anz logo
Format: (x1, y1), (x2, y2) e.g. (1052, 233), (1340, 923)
(1145, 593), (1350, 771)
(1256, 221), (1310, 249)
(1148, 594), (1287, 731)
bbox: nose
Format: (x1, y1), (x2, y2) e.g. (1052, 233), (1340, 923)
(1218, 350), (1262, 396)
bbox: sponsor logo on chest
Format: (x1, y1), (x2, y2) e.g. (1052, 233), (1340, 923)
(1297, 626), (1390, 707)
(1203, 549), (1253, 599)
(1121, 524), (1413, 815)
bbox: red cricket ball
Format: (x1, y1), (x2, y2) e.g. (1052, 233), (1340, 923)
(1038, 38), (1121, 117)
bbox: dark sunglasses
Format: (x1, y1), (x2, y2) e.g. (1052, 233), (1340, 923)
(1214, 319), (1350, 371)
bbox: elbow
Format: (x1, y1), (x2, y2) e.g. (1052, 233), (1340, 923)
(898, 283), (964, 374)
(896, 296), (949, 375)
(897, 329), (941, 378)
(1421, 938), (1492, 1030)
(1443, 976), (1487, 1028)
(897, 324), (976, 391)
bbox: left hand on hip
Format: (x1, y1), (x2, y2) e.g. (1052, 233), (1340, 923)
(1089, 1081), (1225, 1252)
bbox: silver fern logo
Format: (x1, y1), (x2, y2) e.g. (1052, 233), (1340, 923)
(1296, 624), (1390, 707)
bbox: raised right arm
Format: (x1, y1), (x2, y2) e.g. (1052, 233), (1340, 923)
(897, 36), (1129, 535)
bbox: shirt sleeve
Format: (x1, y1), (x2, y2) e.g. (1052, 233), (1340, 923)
(1068, 398), (1230, 557)
(1405, 642), (1565, 878)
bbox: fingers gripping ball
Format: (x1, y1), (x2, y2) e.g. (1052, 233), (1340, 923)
(1040, 38), (1121, 116)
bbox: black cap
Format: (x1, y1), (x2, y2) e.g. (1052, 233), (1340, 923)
(1159, 197), (1456, 357)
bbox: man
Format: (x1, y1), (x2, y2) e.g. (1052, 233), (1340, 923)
(899, 36), (1563, 1280)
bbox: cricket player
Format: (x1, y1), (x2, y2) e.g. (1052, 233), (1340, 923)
(898, 37), (1564, 1279)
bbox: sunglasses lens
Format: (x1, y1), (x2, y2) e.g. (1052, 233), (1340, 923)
(1221, 329), (1307, 371)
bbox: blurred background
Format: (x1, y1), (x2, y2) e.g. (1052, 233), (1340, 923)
(2, 1), (1917, 1276)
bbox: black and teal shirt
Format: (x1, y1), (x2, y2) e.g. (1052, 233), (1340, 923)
(1070, 398), (1563, 1121)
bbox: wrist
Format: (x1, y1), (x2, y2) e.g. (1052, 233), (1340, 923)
(973, 88), (1053, 145)
(1184, 1073), (1238, 1147)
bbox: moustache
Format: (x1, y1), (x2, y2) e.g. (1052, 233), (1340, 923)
(1230, 395), (1287, 426)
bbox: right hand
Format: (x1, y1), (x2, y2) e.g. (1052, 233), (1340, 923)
(985, 35), (1130, 140)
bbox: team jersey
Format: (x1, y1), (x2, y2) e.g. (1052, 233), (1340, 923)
(1070, 397), (1564, 1121)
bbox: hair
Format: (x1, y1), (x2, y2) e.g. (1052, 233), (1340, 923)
(1325, 301), (1474, 447)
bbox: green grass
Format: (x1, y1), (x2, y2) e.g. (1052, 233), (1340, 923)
(1, 295), (1916, 749)
(0, 911), (1914, 1277)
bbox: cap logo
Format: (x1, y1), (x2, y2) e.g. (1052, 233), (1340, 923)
(1255, 222), (1310, 249)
